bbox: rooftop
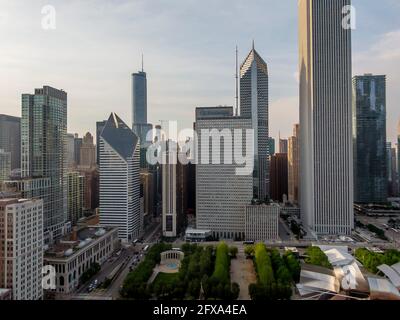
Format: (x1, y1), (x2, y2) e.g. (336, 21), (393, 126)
(44, 226), (117, 259)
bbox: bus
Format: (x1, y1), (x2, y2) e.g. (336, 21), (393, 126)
(243, 241), (255, 245)
(143, 245), (149, 252)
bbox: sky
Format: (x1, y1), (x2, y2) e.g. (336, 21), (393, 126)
(0, 0), (399, 144)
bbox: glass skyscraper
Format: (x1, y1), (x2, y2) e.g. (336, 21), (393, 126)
(240, 43), (269, 201)
(0, 114), (21, 171)
(20, 86), (68, 241)
(132, 70), (153, 168)
(353, 74), (387, 203)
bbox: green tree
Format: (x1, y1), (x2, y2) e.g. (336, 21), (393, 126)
(229, 246), (238, 259)
(231, 282), (240, 300)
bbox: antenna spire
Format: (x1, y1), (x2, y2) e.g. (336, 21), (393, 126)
(235, 45), (239, 116)
(141, 53), (144, 72)
(252, 39), (255, 50)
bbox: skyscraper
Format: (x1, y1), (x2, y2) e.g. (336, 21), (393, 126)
(387, 142), (393, 197)
(132, 70), (147, 130)
(74, 134), (83, 166)
(0, 149), (11, 183)
(77, 166), (99, 212)
(195, 106), (253, 240)
(299, 0), (353, 235)
(0, 114), (21, 170)
(162, 140), (183, 238)
(21, 86), (68, 241)
(279, 138), (288, 154)
(288, 124), (300, 204)
(353, 75), (387, 203)
(398, 121), (400, 196)
(268, 137), (275, 156)
(390, 147), (399, 197)
(132, 68), (153, 168)
(0, 198), (43, 300)
(240, 43), (269, 201)
(66, 133), (75, 169)
(66, 172), (84, 225)
(270, 153), (288, 203)
(99, 113), (142, 241)
(80, 132), (96, 168)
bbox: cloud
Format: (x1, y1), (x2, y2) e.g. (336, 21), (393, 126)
(354, 29), (400, 143)
(269, 96), (299, 140)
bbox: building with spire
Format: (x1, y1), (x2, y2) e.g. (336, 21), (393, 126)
(132, 58), (153, 168)
(239, 42), (269, 201)
(99, 113), (142, 241)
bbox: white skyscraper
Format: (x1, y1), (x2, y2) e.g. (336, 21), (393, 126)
(99, 113), (142, 242)
(195, 107), (253, 240)
(0, 198), (43, 300)
(299, 0), (354, 236)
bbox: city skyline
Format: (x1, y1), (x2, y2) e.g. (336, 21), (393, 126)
(0, 0), (400, 143)
(2, 0), (400, 304)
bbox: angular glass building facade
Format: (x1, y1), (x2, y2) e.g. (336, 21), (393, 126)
(240, 44), (269, 201)
(353, 74), (387, 203)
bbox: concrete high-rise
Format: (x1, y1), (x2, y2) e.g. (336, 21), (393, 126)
(288, 124), (300, 204)
(20, 86), (68, 241)
(0, 114), (21, 171)
(299, 0), (353, 235)
(240, 44), (269, 201)
(0, 198), (43, 300)
(99, 113), (142, 242)
(80, 132), (96, 168)
(195, 106), (253, 240)
(353, 75), (387, 203)
(162, 140), (183, 238)
(245, 202), (279, 241)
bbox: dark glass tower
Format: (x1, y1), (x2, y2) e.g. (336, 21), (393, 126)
(132, 69), (152, 168)
(0, 114), (21, 170)
(353, 74), (387, 203)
